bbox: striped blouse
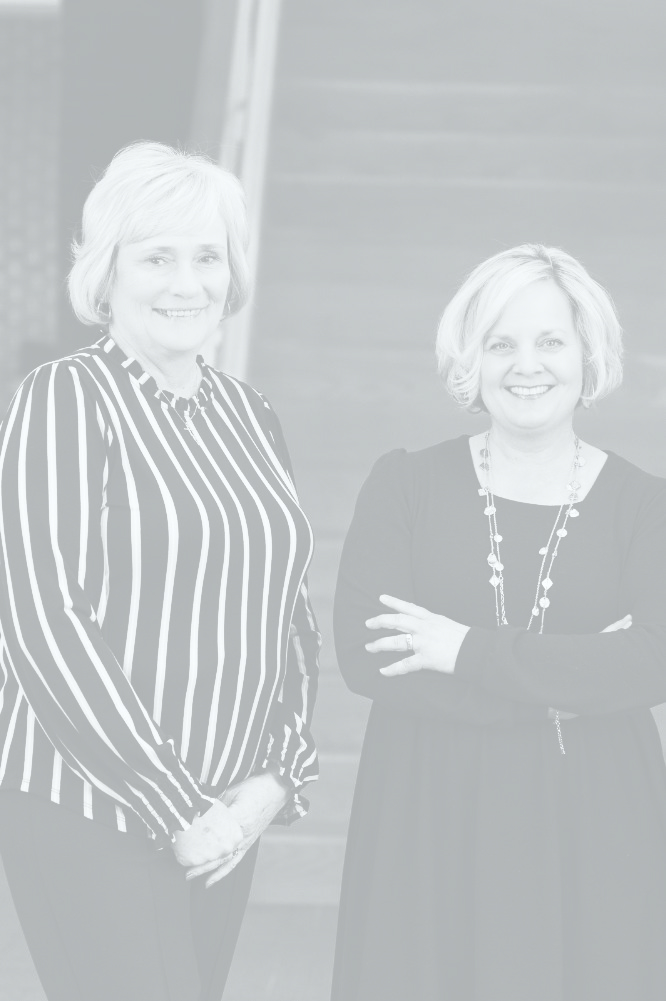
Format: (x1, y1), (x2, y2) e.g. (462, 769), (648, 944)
(0, 334), (320, 842)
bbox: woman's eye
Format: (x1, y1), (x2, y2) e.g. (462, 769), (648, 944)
(199, 254), (225, 265)
(542, 338), (563, 349)
(487, 341), (511, 352)
(147, 256), (169, 266)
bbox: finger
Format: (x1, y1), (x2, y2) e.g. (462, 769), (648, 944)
(185, 841), (246, 879)
(379, 656), (421, 677)
(379, 595), (429, 618)
(185, 857), (227, 880)
(601, 614), (632, 633)
(366, 634), (415, 654)
(365, 613), (414, 631)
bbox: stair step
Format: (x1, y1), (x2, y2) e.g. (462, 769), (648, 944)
(277, 1), (666, 89)
(250, 831), (345, 906)
(272, 128), (666, 187)
(264, 177), (665, 247)
(276, 78), (666, 140)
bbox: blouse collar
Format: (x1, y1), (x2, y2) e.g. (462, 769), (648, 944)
(96, 333), (216, 412)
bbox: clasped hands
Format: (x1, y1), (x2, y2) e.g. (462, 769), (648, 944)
(172, 771), (290, 888)
(365, 594), (633, 721)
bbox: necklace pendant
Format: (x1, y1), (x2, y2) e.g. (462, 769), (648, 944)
(569, 508), (580, 518)
(531, 607), (540, 617)
(538, 546), (548, 555)
(184, 416), (202, 444)
(483, 505), (496, 515)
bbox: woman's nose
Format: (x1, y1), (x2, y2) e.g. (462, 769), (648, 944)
(168, 263), (202, 297)
(512, 345), (545, 374)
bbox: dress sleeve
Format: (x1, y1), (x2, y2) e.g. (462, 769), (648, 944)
(334, 449), (545, 725)
(252, 395), (320, 824)
(456, 481), (666, 714)
(0, 363), (216, 838)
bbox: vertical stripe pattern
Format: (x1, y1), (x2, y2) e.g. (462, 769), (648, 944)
(0, 336), (320, 840)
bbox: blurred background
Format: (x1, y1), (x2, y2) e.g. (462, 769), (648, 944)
(1, 0), (665, 997)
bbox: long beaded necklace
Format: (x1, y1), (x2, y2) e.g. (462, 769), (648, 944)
(477, 432), (585, 754)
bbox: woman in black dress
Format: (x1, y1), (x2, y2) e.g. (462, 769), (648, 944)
(332, 244), (666, 1001)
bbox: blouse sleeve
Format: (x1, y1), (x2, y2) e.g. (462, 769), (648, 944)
(252, 395), (320, 824)
(334, 449), (545, 725)
(455, 480), (666, 715)
(0, 363), (216, 838)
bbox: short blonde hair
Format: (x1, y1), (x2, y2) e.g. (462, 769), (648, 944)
(68, 142), (251, 325)
(436, 244), (623, 409)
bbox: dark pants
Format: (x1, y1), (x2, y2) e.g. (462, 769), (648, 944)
(0, 792), (258, 1001)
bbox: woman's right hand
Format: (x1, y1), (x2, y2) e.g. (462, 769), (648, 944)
(172, 800), (244, 868)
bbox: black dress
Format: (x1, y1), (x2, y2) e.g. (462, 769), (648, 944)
(332, 436), (666, 1001)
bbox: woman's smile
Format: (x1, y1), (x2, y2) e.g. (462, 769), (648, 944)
(505, 384), (555, 399)
(153, 306), (208, 319)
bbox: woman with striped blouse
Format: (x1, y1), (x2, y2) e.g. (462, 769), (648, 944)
(0, 142), (320, 1001)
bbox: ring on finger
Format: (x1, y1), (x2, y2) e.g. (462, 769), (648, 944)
(220, 847), (241, 865)
(405, 633), (414, 652)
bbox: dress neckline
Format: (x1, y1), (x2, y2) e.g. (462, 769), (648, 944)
(96, 333), (217, 414)
(461, 433), (613, 509)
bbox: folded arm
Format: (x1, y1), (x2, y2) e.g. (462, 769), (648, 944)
(334, 450), (545, 725)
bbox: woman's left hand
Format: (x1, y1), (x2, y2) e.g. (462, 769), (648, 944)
(365, 594), (470, 677)
(185, 771), (291, 888)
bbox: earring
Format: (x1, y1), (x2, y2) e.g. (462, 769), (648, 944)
(97, 302), (112, 323)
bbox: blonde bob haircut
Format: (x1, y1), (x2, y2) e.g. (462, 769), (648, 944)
(68, 141), (251, 325)
(436, 244), (623, 410)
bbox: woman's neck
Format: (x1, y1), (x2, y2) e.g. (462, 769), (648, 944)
(109, 327), (201, 396)
(487, 423), (577, 468)
(470, 424), (581, 505)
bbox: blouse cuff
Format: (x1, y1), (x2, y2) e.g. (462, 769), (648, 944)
(454, 625), (497, 687)
(152, 749), (218, 837)
(259, 744), (318, 825)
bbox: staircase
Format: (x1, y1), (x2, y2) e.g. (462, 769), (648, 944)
(227, 1), (666, 997)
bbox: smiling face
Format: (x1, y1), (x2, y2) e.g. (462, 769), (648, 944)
(479, 279), (584, 435)
(108, 221), (231, 365)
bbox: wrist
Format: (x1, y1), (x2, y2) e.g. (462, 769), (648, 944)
(449, 624), (471, 673)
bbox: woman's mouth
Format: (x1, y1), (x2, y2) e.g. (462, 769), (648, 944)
(506, 385), (554, 399)
(154, 307), (206, 319)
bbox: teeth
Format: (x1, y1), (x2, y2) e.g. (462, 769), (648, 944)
(508, 386), (551, 397)
(158, 308), (204, 318)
